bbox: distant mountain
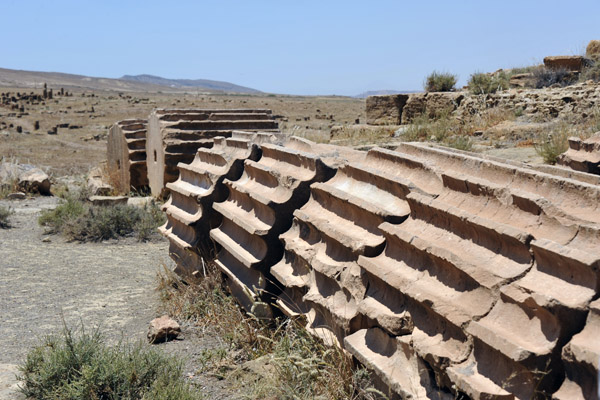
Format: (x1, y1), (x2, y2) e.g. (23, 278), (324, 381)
(354, 89), (420, 98)
(0, 67), (262, 94)
(120, 74), (261, 94)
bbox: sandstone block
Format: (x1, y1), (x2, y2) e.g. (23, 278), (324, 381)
(365, 95), (408, 125)
(544, 55), (586, 71)
(148, 315), (181, 343)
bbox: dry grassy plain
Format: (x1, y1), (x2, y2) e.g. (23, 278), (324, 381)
(0, 87), (365, 176)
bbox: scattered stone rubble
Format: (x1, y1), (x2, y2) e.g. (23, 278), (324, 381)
(161, 135), (599, 399)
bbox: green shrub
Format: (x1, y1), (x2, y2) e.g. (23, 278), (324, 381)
(39, 196), (165, 242)
(534, 124), (571, 164)
(445, 135), (474, 151)
(0, 206), (13, 229)
(468, 71), (509, 94)
(18, 325), (201, 400)
(424, 71), (457, 92)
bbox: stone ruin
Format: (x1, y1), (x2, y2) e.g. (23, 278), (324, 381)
(146, 108), (279, 197)
(107, 119), (148, 194)
(160, 134), (599, 399)
(103, 109), (280, 197)
(558, 132), (600, 175)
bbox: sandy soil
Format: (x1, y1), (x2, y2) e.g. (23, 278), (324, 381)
(0, 196), (242, 399)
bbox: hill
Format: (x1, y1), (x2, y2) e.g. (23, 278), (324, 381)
(0, 67), (260, 94)
(120, 74), (261, 94)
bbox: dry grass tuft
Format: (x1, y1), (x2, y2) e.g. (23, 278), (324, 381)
(156, 263), (386, 399)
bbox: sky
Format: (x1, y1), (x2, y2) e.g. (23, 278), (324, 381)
(3, 0), (600, 96)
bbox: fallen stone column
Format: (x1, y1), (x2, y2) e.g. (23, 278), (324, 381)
(107, 119), (148, 194)
(146, 109), (279, 198)
(210, 143), (335, 318)
(273, 147), (443, 347)
(557, 133), (600, 175)
(159, 135), (268, 275)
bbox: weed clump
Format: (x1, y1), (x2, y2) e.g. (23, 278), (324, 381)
(157, 263), (384, 399)
(424, 71), (457, 92)
(0, 206), (13, 229)
(39, 194), (165, 241)
(534, 123), (571, 164)
(18, 324), (201, 400)
(468, 71), (509, 94)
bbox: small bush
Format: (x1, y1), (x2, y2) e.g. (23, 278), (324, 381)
(534, 124), (571, 164)
(18, 324), (201, 400)
(424, 71), (457, 92)
(468, 71), (509, 94)
(445, 135), (474, 151)
(533, 66), (577, 88)
(0, 206), (13, 229)
(39, 195), (165, 242)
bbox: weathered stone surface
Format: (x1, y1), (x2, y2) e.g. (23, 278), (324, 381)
(6, 192), (26, 200)
(88, 195), (128, 206)
(87, 166), (112, 196)
(147, 315), (181, 343)
(544, 55), (586, 72)
(401, 92), (464, 124)
(557, 132), (600, 174)
(18, 169), (50, 195)
(107, 119), (148, 194)
(586, 40), (600, 60)
(457, 82), (600, 121)
(146, 109), (279, 198)
(554, 298), (600, 399)
(165, 138), (600, 399)
(365, 94), (409, 125)
(0, 163), (51, 195)
(274, 146), (442, 345)
(210, 141), (335, 317)
(159, 133), (268, 275)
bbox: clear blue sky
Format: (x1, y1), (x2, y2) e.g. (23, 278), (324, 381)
(3, 0), (599, 96)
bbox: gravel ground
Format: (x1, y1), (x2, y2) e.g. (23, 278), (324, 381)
(0, 196), (242, 399)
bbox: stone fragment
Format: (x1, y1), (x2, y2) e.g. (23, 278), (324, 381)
(543, 55), (586, 72)
(557, 132), (600, 174)
(88, 196), (128, 206)
(18, 169), (50, 195)
(147, 315), (181, 343)
(87, 166), (112, 196)
(6, 192), (26, 200)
